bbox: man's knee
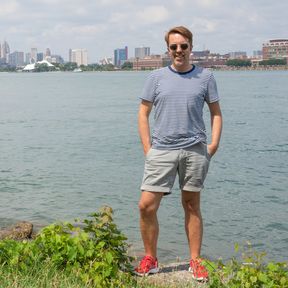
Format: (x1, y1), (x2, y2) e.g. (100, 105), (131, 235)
(182, 198), (201, 215)
(138, 200), (158, 216)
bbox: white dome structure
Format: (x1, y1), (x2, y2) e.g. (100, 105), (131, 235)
(23, 60), (54, 71)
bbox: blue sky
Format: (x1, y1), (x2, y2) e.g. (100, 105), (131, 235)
(1, 0), (287, 62)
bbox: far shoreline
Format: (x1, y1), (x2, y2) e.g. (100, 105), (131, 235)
(0, 65), (288, 73)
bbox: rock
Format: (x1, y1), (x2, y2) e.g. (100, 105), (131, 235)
(0, 221), (33, 240)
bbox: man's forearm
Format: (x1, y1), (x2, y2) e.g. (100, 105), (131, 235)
(138, 101), (153, 155)
(210, 114), (222, 152)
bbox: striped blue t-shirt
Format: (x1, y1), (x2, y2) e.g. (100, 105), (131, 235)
(140, 65), (219, 149)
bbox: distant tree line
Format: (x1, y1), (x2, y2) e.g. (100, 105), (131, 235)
(226, 59), (252, 67)
(258, 59), (286, 66)
(226, 58), (287, 67)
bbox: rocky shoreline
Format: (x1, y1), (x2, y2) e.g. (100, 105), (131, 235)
(136, 262), (209, 287)
(0, 221), (34, 240)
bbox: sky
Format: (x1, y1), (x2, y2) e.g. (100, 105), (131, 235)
(1, 0), (287, 63)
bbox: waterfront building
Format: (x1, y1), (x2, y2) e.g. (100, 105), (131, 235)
(132, 54), (170, 70)
(114, 46), (128, 67)
(99, 57), (113, 65)
(30, 48), (38, 63)
(262, 39), (288, 61)
(69, 48), (88, 66)
(192, 50), (211, 58)
(229, 51), (247, 59)
(22, 59), (55, 72)
(8, 51), (24, 67)
(135, 47), (150, 59)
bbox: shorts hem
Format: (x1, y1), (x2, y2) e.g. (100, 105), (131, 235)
(181, 185), (203, 192)
(141, 185), (171, 193)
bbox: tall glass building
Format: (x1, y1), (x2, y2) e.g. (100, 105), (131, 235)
(114, 46), (128, 67)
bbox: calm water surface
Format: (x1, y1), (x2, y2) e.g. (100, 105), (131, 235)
(0, 70), (287, 262)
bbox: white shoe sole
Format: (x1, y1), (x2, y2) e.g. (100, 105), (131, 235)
(134, 267), (159, 277)
(189, 267), (208, 281)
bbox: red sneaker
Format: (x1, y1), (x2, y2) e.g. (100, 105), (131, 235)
(189, 258), (209, 281)
(134, 255), (159, 276)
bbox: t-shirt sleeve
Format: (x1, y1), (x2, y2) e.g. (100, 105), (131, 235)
(205, 73), (220, 103)
(139, 71), (157, 103)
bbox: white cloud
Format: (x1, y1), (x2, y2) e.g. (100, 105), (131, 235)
(191, 18), (219, 33)
(136, 6), (170, 24)
(109, 12), (129, 24)
(0, 1), (20, 16)
(195, 0), (223, 8)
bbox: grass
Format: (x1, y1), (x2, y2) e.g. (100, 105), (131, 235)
(0, 262), (88, 288)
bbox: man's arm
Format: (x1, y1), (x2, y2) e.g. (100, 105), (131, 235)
(138, 100), (153, 155)
(207, 101), (223, 157)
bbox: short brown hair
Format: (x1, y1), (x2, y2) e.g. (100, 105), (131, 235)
(165, 26), (193, 47)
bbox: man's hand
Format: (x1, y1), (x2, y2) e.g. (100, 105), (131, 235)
(207, 143), (218, 157)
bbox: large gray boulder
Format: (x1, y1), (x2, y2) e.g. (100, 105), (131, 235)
(0, 221), (33, 240)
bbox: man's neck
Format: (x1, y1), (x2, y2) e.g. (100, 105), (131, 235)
(171, 63), (193, 73)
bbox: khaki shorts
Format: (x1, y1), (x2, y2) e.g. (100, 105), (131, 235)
(141, 142), (211, 194)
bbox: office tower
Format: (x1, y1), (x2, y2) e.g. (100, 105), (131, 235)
(114, 46), (128, 67)
(25, 53), (31, 64)
(70, 49), (88, 66)
(135, 47), (150, 59)
(30, 48), (37, 63)
(37, 53), (44, 61)
(9, 51), (24, 67)
(45, 48), (51, 57)
(1, 41), (10, 63)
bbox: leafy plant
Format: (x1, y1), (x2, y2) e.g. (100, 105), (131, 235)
(208, 242), (288, 288)
(0, 206), (135, 287)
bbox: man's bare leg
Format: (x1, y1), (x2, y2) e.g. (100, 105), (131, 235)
(182, 191), (203, 260)
(138, 191), (164, 258)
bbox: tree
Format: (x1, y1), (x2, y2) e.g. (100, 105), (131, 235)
(226, 59), (252, 67)
(61, 62), (78, 71)
(259, 59), (286, 66)
(121, 61), (133, 70)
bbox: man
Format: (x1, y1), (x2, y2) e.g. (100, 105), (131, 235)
(135, 26), (222, 281)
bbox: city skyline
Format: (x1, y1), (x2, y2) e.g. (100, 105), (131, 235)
(1, 1), (287, 62)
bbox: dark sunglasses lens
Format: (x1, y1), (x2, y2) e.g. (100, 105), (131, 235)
(169, 44), (177, 50)
(169, 44), (188, 51)
(181, 44), (188, 50)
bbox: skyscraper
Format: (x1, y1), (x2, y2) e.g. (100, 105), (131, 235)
(30, 48), (37, 63)
(9, 51), (24, 67)
(1, 41), (10, 63)
(69, 49), (88, 66)
(45, 48), (51, 57)
(135, 47), (150, 59)
(114, 46), (128, 67)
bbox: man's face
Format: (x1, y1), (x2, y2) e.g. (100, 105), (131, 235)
(168, 33), (192, 71)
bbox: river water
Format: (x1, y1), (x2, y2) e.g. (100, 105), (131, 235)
(0, 70), (287, 263)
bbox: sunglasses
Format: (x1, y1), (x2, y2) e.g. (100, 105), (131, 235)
(169, 43), (189, 51)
